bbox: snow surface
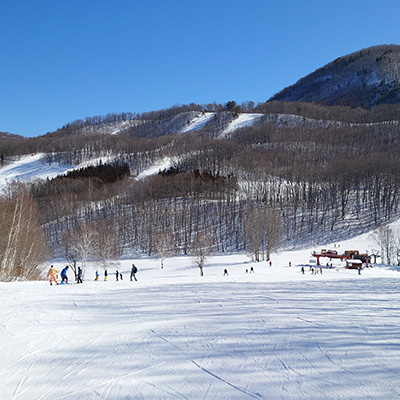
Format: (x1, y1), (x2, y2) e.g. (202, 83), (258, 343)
(0, 153), (172, 190)
(1, 230), (400, 399)
(221, 114), (263, 137)
(135, 158), (174, 180)
(180, 113), (215, 133)
(0, 154), (74, 189)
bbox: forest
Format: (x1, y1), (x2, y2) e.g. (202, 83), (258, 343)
(1, 100), (400, 280)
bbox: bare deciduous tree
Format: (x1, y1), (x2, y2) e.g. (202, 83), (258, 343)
(244, 205), (282, 262)
(0, 183), (50, 281)
(63, 222), (98, 278)
(153, 230), (176, 268)
(192, 231), (213, 276)
(95, 219), (122, 272)
(370, 225), (396, 265)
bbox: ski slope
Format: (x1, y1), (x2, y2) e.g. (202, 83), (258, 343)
(221, 113), (263, 137)
(1, 240), (400, 399)
(0, 153), (73, 189)
(0, 153), (173, 190)
(180, 112), (215, 133)
(1, 154), (400, 399)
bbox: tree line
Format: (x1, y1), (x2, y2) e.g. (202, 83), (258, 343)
(3, 101), (400, 279)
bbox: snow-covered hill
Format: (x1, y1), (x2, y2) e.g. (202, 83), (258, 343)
(2, 144), (400, 399)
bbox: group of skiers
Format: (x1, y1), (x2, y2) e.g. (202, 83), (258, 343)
(46, 264), (138, 285)
(46, 265), (71, 285)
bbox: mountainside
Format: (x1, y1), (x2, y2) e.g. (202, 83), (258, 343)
(270, 44), (400, 107)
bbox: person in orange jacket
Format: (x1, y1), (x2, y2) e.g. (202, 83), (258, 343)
(47, 265), (59, 285)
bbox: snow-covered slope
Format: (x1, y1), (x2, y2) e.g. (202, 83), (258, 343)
(0, 154), (119, 190)
(135, 157), (174, 180)
(0, 154), (73, 189)
(180, 112), (215, 133)
(0, 153), (175, 190)
(220, 113), (263, 137)
(1, 240), (399, 399)
(2, 146), (400, 399)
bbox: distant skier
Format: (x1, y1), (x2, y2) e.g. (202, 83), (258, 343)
(130, 264), (138, 281)
(47, 265), (59, 285)
(77, 267), (83, 284)
(250, 266), (255, 273)
(60, 266), (69, 284)
(358, 266), (361, 275)
(104, 269), (108, 281)
(95, 270), (99, 281)
(301, 266), (305, 274)
(116, 270), (119, 281)
(223, 268), (229, 276)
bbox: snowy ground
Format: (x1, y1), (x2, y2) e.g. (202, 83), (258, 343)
(180, 112), (215, 133)
(1, 152), (400, 399)
(1, 235), (400, 399)
(0, 153), (171, 190)
(221, 114), (263, 137)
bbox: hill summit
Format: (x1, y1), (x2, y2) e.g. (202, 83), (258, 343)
(270, 44), (400, 107)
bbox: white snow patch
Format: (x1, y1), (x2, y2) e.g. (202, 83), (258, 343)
(180, 112), (215, 133)
(0, 154), (114, 189)
(220, 113), (263, 137)
(136, 157), (173, 180)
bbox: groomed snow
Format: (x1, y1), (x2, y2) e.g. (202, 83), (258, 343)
(1, 238), (400, 399)
(135, 158), (173, 180)
(221, 113), (263, 137)
(180, 113), (215, 133)
(0, 154), (117, 190)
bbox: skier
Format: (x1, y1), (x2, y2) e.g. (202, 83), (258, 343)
(60, 266), (69, 284)
(130, 264), (138, 281)
(250, 266), (255, 273)
(301, 266), (305, 274)
(77, 267), (83, 284)
(47, 265), (59, 285)
(115, 270), (119, 281)
(358, 266), (361, 275)
(223, 268), (229, 276)
(95, 270), (99, 281)
(104, 269), (108, 281)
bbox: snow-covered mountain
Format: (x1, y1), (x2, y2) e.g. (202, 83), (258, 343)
(270, 44), (400, 107)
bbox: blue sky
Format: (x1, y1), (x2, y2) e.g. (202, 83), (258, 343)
(1, 0), (400, 137)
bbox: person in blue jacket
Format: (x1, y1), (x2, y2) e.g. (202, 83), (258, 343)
(61, 266), (69, 284)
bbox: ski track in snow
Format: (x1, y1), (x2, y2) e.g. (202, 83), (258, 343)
(1, 253), (400, 399)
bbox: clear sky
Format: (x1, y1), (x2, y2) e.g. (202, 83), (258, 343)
(1, 0), (400, 137)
